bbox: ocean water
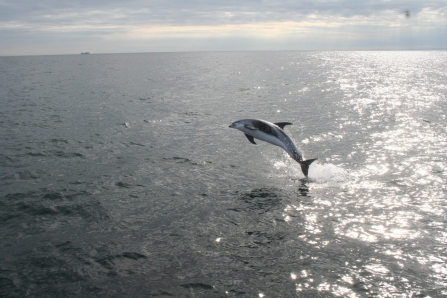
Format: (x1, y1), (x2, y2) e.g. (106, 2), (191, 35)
(0, 51), (446, 297)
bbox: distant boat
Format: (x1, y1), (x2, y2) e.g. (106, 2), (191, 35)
(80, 52), (90, 54)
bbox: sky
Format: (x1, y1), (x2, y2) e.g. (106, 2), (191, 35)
(0, 0), (446, 56)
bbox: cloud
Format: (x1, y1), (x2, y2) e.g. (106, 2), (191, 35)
(0, 0), (446, 55)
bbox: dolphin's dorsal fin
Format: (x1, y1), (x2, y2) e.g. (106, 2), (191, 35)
(245, 134), (256, 144)
(244, 125), (257, 130)
(274, 122), (293, 129)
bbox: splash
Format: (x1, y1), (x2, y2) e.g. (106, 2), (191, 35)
(308, 162), (349, 183)
(272, 155), (348, 183)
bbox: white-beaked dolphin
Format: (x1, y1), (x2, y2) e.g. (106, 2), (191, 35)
(229, 119), (317, 177)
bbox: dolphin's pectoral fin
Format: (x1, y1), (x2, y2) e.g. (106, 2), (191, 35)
(274, 122), (293, 129)
(298, 158), (317, 177)
(244, 125), (257, 130)
(245, 134), (257, 144)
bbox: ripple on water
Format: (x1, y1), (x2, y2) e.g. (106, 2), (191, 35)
(0, 189), (109, 235)
(51, 150), (85, 158)
(0, 154), (22, 167)
(235, 187), (284, 214)
(0, 239), (151, 297)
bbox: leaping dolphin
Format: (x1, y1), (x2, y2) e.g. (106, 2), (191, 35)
(229, 119), (317, 177)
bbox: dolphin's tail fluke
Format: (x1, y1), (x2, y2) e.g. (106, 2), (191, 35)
(298, 158), (317, 177)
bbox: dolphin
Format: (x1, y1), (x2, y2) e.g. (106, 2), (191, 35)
(229, 119), (317, 177)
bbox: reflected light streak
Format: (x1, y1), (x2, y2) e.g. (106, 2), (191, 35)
(364, 264), (390, 275)
(303, 281), (360, 297)
(301, 270), (308, 278)
(287, 51), (446, 297)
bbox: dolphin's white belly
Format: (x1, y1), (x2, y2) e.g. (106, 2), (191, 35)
(247, 129), (303, 160)
(248, 130), (287, 150)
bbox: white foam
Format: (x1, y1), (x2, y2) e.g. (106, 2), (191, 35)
(308, 162), (349, 183)
(271, 155), (348, 183)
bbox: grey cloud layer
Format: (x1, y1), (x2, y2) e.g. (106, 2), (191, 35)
(2, 0), (446, 28)
(1, 0), (446, 55)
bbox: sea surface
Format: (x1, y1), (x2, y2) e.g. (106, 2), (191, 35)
(0, 51), (446, 297)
